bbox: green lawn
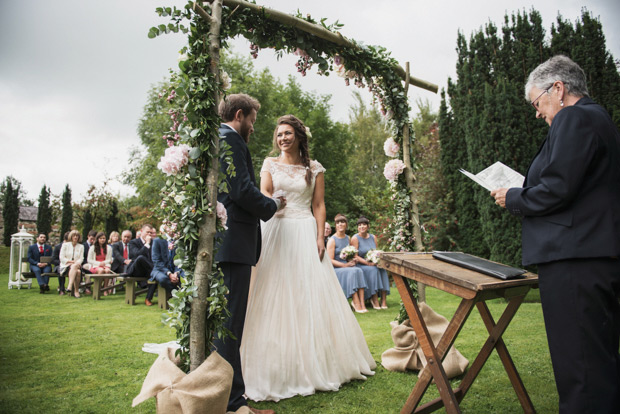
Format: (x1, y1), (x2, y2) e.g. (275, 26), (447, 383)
(0, 247), (558, 413)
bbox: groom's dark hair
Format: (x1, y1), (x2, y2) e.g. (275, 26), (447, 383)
(218, 93), (261, 122)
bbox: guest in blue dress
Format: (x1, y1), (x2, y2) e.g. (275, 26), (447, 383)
(326, 214), (368, 313)
(352, 216), (390, 309)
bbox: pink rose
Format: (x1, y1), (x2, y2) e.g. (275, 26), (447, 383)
(216, 201), (228, 230)
(383, 159), (406, 182)
(383, 137), (400, 157)
(157, 144), (191, 176)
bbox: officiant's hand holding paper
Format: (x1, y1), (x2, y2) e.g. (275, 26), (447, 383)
(491, 188), (508, 208)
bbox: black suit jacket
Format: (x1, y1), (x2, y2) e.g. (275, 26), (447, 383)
(51, 243), (62, 271)
(128, 238), (152, 262)
(111, 241), (127, 273)
(215, 124), (277, 265)
(506, 97), (620, 265)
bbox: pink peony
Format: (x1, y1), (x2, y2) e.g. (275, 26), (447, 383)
(383, 137), (400, 157)
(157, 144), (191, 176)
(216, 201), (228, 229)
(383, 159), (406, 182)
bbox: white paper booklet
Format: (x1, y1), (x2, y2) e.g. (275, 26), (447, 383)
(459, 161), (525, 191)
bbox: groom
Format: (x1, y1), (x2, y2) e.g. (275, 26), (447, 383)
(214, 93), (285, 414)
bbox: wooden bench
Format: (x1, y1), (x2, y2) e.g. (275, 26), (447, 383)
(117, 276), (150, 305)
(20, 257), (58, 280)
(89, 274), (126, 300)
(116, 276), (170, 309)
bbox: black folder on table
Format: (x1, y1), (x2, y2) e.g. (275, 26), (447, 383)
(432, 251), (526, 280)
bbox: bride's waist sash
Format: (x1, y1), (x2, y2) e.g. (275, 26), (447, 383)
(275, 202), (313, 219)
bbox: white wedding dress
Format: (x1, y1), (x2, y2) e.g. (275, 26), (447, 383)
(240, 158), (376, 402)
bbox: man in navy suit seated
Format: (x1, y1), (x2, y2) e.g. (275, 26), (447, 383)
(28, 233), (53, 294)
(144, 229), (183, 307)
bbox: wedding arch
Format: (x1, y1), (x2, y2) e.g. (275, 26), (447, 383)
(150, 0), (438, 371)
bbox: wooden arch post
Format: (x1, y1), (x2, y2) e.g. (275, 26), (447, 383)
(189, 0), (224, 372)
(401, 62), (426, 302)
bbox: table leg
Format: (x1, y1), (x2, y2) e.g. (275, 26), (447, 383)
(406, 297), (477, 413)
(477, 299), (535, 413)
(394, 274), (462, 414)
(455, 295), (528, 405)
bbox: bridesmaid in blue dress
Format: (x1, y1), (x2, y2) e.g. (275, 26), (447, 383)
(351, 216), (390, 309)
(327, 214), (368, 313)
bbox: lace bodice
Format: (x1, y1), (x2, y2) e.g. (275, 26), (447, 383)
(261, 157), (325, 219)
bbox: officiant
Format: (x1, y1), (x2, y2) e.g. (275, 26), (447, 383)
(491, 55), (620, 413)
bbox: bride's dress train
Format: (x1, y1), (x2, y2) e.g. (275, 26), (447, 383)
(240, 158), (376, 402)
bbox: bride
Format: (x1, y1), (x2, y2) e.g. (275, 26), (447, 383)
(240, 115), (376, 402)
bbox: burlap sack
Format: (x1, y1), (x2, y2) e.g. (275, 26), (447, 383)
(381, 302), (469, 379)
(133, 348), (233, 414)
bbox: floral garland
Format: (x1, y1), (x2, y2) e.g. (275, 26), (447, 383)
(151, 0), (420, 368)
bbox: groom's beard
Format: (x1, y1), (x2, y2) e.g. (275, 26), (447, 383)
(240, 123), (252, 143)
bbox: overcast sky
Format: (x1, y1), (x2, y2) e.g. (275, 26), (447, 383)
(1, 0), (618, 203)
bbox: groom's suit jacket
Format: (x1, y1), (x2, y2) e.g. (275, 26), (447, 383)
(216, 124), (277, 265)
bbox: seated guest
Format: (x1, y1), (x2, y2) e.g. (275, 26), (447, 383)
(326, 214), (368, 313)
(59, 230), (84, 298)
(81, 229), (97, 294)
(108, 231), (120, 245)
(324, 221), (332, 245)
(51, 231), (70, 295)
(145, 227), (183, 307)
(112, 230), (132, 274)
(351, 216), (390, 309)
(127, 224), (156, 286)
(88, 232), (113, 295)
(27, 233), (53, 294)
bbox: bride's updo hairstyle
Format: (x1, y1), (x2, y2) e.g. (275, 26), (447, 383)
(272, 114), (312, 187)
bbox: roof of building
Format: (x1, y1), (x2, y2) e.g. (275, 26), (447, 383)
(19, 206), (38, 221)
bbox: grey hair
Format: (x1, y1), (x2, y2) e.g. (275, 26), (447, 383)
(524, 55), (589, 100)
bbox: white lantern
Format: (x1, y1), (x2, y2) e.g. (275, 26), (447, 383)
(8, 226), (34, 289)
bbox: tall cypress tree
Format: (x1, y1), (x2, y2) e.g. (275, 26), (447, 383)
(82, 210), (93, 242)
(550, 10), (620, 126)
(105, 200), (120, 236)
(36, 185), (52, 238)
(2, 180), (19, 246)
(439, 8), (617, 266)
(60, 184), (72, 237)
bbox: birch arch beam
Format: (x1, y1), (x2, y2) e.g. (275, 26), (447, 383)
(152, 0), (437, 371)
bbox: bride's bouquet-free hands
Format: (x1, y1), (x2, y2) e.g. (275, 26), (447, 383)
(365, 249), (383, 265)
(339, 246), (358, 262)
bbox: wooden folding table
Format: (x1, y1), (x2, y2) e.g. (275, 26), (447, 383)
(379, 252), (538, 414)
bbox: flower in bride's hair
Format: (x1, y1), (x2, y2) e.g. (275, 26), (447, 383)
(383, 137), (400, 157)
(220, 71), (231, 91)
(305, 126), (312, 139)
(216, 201), (228, 230)
(383, 159), (406, 182)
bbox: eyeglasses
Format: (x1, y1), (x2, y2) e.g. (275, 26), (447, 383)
(530, 86), (553, 110)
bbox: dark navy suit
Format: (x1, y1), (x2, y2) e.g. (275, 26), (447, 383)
(27, 243), (53, 287)
(145, 238), (183, 302)
(506, 97), (620, 413)
(213, 124), (277, 411)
